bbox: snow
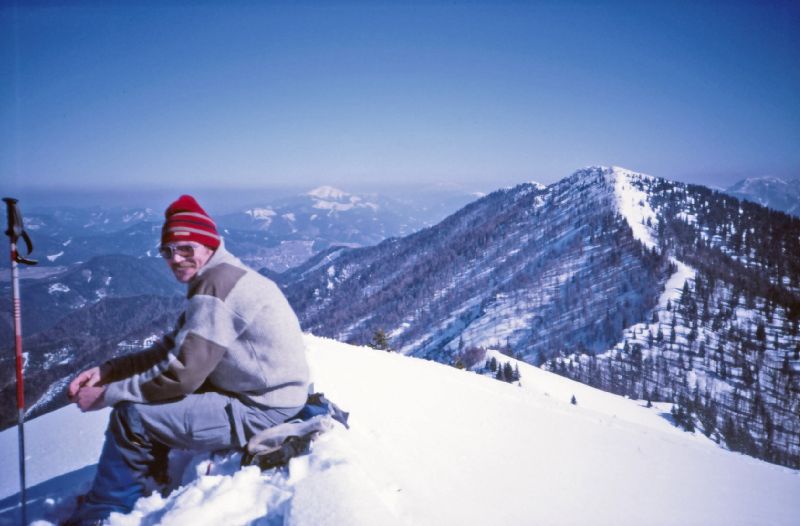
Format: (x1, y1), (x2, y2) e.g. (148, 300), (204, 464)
(1, 336), (798, 525)
(658, 260), (696, 310)
(122, 212), (147, 223)
(609, 166), (658, 249)
(47, 283), (69, 294)
(114, 466), (293, 526)
(307, 186), (379, 212)
(244, 208), (277, 227)
(45, 252), (64, 263)
(307, 186), (348, 201)
(1, 404), (112, 493)
(313, 200), (358, 212)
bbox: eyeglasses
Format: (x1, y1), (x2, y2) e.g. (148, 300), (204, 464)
(159, 244), (197, 259)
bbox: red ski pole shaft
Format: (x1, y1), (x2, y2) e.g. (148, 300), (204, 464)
(12, 245), (25, 408)
(9, 240), (28, 525)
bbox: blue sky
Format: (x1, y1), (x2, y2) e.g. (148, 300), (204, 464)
(2, 0), (799, 196)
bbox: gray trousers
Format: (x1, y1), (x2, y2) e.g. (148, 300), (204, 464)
(135, 391), (303, 451)
(67, 393), (303, 525)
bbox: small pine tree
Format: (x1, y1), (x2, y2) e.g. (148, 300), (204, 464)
(370, 329), (391, 351)
(756, 322), (766, 342)
(487, 356), (498, 372)
(571, 395), (577, 405)
(503, 362), (514, 383)
(453, 356), (465, 370)
(782, 353), (792, 376)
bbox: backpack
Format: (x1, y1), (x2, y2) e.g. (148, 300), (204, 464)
(241, 392), (349, 470)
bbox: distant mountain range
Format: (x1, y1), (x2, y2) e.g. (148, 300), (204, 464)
(217, 185), (480, 271)
(6, 185), (479, 272)
(724, 176), (800, 216)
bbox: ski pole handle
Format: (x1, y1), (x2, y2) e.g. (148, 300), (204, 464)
(3, 197), (37, 266)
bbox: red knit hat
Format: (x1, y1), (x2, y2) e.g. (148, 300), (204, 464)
(161, 195), (220, 249)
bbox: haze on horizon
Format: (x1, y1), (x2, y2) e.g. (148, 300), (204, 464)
(2, 1), (799, 199)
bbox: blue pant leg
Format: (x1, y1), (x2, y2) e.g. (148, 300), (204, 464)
(66, 402), (163, 525)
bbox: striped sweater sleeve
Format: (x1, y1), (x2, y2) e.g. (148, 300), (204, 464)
(104, 267), (247, 405)
(102, 328), (179, 383)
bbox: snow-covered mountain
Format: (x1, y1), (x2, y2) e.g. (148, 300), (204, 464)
(725, 176), (800, 216)
(1, 336), (798, 525)
(217, 185), (478, 272)
(279, 166), (800, 468)
(282, 166), (676, 359)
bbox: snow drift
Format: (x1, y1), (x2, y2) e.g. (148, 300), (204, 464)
(1, 335), (798, 525)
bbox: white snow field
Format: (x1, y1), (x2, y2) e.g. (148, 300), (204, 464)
(1, 335), (798, 525)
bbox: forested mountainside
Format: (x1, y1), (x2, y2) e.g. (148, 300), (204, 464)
(281, 167), (800, 468)
(546, 172), (800, 467)
(0, 256), (184, 430)
(281, 171), (672, 362)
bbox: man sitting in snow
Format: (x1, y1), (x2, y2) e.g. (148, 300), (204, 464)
(65, 195), (310, 525)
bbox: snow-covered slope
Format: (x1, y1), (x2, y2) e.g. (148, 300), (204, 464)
(1, 336), (798, 525)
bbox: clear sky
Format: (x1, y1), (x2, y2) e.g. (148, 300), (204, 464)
(2, 0), (799, 197)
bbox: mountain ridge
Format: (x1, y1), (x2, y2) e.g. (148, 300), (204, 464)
(280, 166), (800, 467)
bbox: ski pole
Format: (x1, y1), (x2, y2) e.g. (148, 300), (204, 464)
(3, 197), (37, 526)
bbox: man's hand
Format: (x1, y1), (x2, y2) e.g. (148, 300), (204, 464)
(73, 385), (108, 412)
(68, 366), (106, 400)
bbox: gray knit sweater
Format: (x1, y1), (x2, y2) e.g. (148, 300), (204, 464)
(103, 241), (310, 409)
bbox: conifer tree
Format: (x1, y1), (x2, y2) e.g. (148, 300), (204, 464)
(503, 362), (514, 383)
(756, 321), (766, 342)
(488, 356), (498, 372)
(370, 329), (391, 351)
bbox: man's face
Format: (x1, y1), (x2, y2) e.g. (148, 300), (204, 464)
(161, 242), (215, 283)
